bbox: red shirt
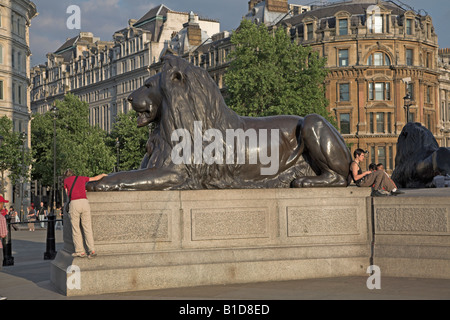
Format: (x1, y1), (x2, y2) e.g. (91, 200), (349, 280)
(64, 176), (90, 200)
(0, 214), (7, 249)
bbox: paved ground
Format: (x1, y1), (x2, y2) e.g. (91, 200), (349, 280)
(1, 227), (449, 302)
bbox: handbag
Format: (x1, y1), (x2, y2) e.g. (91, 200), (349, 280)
(63, 176), (78, 215)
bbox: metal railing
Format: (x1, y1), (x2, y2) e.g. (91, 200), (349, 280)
(2, 215), (60, 266)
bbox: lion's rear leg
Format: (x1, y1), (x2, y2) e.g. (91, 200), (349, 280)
(292, 114), (351, 188)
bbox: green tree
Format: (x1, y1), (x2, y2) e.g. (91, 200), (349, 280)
(224, 19), (333, 123)
(0, 116), (32, 195)
(107, 110), (149, 171)
(31, 93), (115, 187)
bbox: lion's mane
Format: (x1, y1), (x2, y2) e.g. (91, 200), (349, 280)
(147, 55), (266, 189)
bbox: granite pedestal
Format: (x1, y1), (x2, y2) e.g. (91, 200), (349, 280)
(51, 188), (372, 296)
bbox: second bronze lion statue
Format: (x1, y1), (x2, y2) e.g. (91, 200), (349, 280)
(88, 55), (352, 191)
(392, 122), (450, 188)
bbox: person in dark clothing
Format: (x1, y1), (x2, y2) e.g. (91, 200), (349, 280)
(350, 149), (404, 196)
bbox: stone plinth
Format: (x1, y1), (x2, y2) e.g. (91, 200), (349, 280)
(372, 188), (450, 279)
(51, 187), (372, 296)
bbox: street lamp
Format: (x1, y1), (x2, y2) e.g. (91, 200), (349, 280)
(403, 93), (412, 123)
(51, 104), (58, 217)
(19, 131), (27, 223)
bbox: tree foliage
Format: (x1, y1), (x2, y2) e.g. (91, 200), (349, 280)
(31, 93), (115, 186)
(224, 19), (333, 123)
(107, 110), (149, 171)
(0, 116), (32, 194)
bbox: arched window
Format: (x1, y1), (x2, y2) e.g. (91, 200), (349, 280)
(367, 52), (391, 66)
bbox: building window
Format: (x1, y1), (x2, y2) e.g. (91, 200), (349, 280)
(370, 146), (375, 164)
(340, 113), (350, 134)
(426, 52), (432, 68)
(307, 23), (314, 40)
(369, 82), (391, 101)
(389, 145), (393, 170)
(406, 49), (413, 66)
(369, 112), (374, 133)
(339, 83), (350, 101)
(368, 14), (384, 33)
(376, 112), (385, 133)
(406, 19), (413, 35)
(339, 19), (348, 36)
(387, 112), (392, 133)
(442, 102), (446, 122)
(426, 86), (433, 104)
(367, 52), (391, 66)
(407, 82), (414, 99)
(0, 80), (3, 100)
(378, 146), (386, 168)
(339, 49), (349, 67)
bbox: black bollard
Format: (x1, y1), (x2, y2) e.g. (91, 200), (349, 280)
(2, 215), (14, 266)
(44, 214), (57, 260)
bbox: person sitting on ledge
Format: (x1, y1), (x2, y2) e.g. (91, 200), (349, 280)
(350, 149), (404, 197)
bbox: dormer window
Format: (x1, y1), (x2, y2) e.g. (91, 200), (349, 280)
(368, 14), (383, 33)
(366, 5), (390, 34)
(306, 23), (314, 40)
(339, 19), (348, 36)
(406, 18), (413, 35)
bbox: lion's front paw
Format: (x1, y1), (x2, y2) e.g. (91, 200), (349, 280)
(86, 180), (115, 192)
(86, 181), (98, 192)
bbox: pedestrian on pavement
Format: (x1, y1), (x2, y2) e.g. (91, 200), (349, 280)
(27, 205), (36, 232)
(7, 206), (18, 231)
(63, 169), (107, 259)
(55, 205), (63, 230)
(0, 195), (9, 300)
(37, 202), (47, 228)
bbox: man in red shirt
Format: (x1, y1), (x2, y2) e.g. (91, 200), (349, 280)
(0, 195), (9, 300)
(64, 169), (107, 258)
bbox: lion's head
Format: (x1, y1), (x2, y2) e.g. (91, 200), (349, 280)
(128, 73), (163, 128)
(128, 55), (241, 136)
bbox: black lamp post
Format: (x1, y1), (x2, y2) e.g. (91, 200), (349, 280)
(51, 104), (58, 216)
(403, 93), (412, 123)
(19, 131), (27, 222)
(45, 104), (58, 260)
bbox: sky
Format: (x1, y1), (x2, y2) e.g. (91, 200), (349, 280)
(29, 0), (450, 67)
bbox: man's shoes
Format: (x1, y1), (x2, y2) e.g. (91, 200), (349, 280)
(391, 189), (405, 196)
(372, 190), (389, 197)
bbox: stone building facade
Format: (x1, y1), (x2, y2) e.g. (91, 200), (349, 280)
(438, 48), (450, 147)
(0, 0), (37, 206)
(30, 5), (219, 132)
(279, 0), (442, 172)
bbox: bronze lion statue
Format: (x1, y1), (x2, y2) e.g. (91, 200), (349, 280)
(392, 122), (450, 188)
(88, 55), (352, 191)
